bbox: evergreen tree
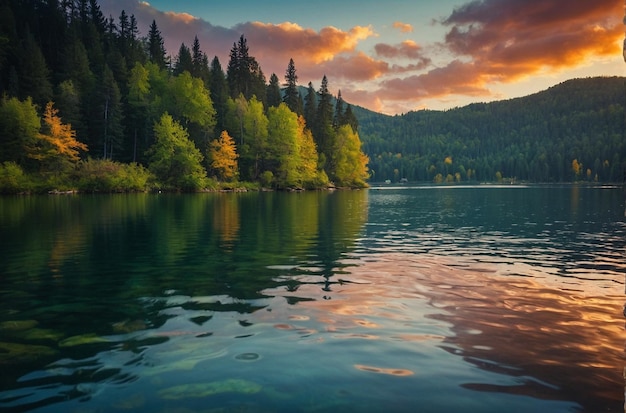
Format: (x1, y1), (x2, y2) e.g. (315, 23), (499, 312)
(283, 58), (302, 115)
(126, 14), (145, 64)
(118, 10), (129, 53)
(303, 81), (317, 130)
(315, 75), (335, 166)
(60, 27), (94, 93)
(174, 43), (193, 75)
(248, 59), (266, 106)
(343, 104), (358, 133)
(266, 73), (281, 108)
(333, 89), (345, 129)
(226, 35), (265, 101)
(126, 62), (151, 162)
(19, 30), (53, 107)
(99, 65), (124, 160)
(209, 56), (228, 136)
(190, 35), (210, 83)
(55, 80), (83, 143)
(148, 20), (167, 69)
(88, 0), (107, 34)
(227, 35), (250, 98)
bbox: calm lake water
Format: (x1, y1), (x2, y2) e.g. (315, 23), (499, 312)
(0, 185), (625, 412)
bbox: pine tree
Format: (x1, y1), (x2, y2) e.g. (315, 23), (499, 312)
(19, 30), (53, 107)
(343, 104), (358, 133)
(283, 58), (302, 115)
(191, 35), (211, 83)
(99, 65), (124, 160)
(174, 43), (193, 75)
(303, 82), (317, 130)
(315, 75), (334, 165)
(333, 90), (345, 129)
(266, 73), (281, 108)
(126, 62), (151, 162)
(226, 35), (264, 101)
(210, 56), (228, 136)
(148, 20), (167, 69)
(227, 35), (251, 98)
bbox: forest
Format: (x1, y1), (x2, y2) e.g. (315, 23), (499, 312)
(357, 76), (625, 183)
(0, 0), (368, 193)
(0, 1), (624, 194)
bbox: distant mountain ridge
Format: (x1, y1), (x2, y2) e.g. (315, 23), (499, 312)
(348, 76), (625, 183)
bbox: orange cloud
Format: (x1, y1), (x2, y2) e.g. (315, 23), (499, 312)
(241, 21), (375, 64)
(392, 21), (413, 33)
(99, 0), (624, 115)
(311, 52), (389, 81)
(375, 40), (426, 60)
(378, 60), (490, 101)
(363, 0), (623, 113)
(442, 0), (623, 76)
(163, 10), (197, 24)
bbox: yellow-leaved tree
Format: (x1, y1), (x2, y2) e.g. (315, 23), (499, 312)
(208, 130), (239, 182)
(30, 101), (87, 175)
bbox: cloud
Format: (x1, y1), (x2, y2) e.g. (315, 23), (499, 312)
(392, 21), (413, 33)
(366, 0), (623, 113)
(98, 0), (623, 115)
(378, 60), (490, 101)
(311, 52), (389, 82)
(375, 40), (425, 59)
(441, 0), (622, 76)
(98, 0), (377, 85)
(239, 21), (375, 64)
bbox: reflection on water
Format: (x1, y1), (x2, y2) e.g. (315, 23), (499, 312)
(338, 254), (624, 411)
(0, 186), (625, 412)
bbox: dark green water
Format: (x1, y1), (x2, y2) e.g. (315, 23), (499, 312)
(0, 186), (624, 412)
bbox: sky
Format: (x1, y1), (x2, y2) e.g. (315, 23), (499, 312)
(99, 0), (624, 115)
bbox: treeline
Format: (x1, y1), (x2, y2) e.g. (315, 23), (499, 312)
(0, 0), (368, 193)
(358, 76), (626, 183)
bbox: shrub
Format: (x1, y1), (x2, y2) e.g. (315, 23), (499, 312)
(76, 158), (151, 192)
(0, 161), (29, 193)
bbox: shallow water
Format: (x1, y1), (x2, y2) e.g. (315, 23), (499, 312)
(0, 186), (624, 412)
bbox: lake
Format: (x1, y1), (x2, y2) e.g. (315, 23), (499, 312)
(0, 185), (624, 412)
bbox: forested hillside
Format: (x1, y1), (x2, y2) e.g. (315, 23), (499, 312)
(0, 0), (623, 192)
(0, 0), (368, 193)
(358, 77), (625, 183)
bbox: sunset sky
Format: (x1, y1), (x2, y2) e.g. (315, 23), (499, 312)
(99, 0), (624, 115)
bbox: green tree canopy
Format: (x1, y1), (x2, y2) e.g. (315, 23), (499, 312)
(0, 96), (41, 166)
(147, 113), (206, 191)
(331, 124), (369, 187)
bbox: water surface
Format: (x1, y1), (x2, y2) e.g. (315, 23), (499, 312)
(0, 186), (624, 412)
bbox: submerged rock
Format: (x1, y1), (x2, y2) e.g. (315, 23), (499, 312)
(158, 378), (262, 400)
(0, 319), (38, 331)
(22, 328), (64, 342)
(112, 319), (147, 334)
(0, 341), (57, 364)
(59, 333), (110, 347)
